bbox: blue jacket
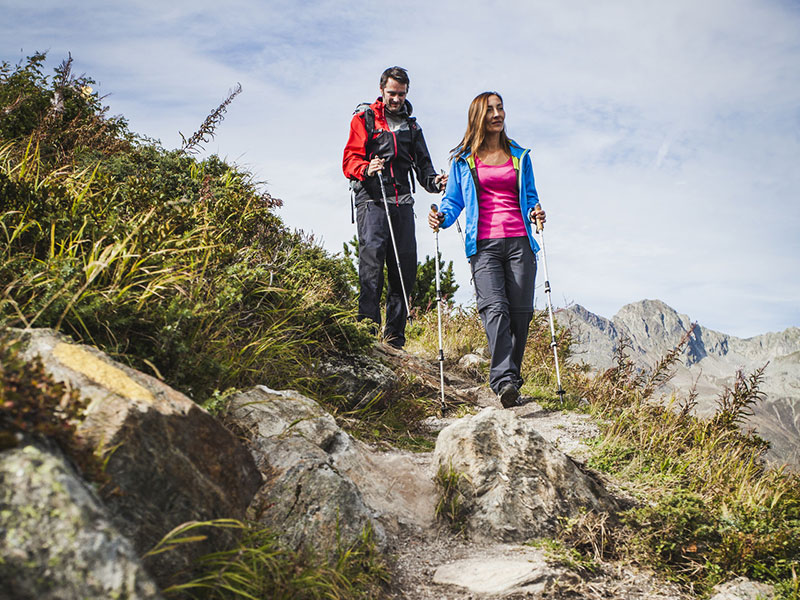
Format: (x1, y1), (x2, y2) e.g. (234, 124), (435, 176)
(439, 141), (540, 258)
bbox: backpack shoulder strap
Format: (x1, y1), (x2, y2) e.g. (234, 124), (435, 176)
(353, 103), (374, 136)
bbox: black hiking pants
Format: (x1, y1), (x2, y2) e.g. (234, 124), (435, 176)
(356, 202), (416, 347)
(470, 236), (537, 394)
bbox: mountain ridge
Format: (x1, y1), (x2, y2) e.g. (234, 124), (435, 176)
(558, 299), (800, 467)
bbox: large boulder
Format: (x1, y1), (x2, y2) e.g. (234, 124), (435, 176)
(227, 386), (387, 553)
(16, 329), (263, 585)
(0, 440), (162, 599)
(226, 386), (440, 553)
(432, 407), (618, 541)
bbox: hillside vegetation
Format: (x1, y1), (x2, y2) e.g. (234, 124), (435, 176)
(1, 52), (372, 405)
(2, 53), (799, 599)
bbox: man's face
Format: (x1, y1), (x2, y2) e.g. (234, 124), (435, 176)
(381, 78), (408, 114)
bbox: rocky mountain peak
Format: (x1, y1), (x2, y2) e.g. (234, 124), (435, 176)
(559, 300), (800, 467)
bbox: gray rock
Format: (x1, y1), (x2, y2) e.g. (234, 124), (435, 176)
(433, 407), (618, 541)
(331, 434), (438, 533)
(432, 546), (568, 597)
(315, 352), (398, 409)
(0, 441), (162, 600)
(709, 577), (775, 600)
(228, 384), (439, 528)
(227, 386), (388, 553)
(458, 353), (488, 378)
(15, 328), (262, 586)
(247, 434), (380, 553)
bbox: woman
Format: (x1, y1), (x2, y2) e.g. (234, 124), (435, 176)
(429, 91), (546, 408)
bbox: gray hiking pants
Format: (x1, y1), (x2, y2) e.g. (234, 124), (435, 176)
(470, 236), (537, 394)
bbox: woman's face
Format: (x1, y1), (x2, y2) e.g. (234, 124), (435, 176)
(484, 95), (505, 134)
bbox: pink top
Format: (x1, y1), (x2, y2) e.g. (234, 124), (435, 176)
(476, 157), (526, 240)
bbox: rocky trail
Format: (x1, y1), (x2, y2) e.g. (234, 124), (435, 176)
(1, 330), (774, 599)
(335, 344), (772, 600)
(356, 344), (686, 599)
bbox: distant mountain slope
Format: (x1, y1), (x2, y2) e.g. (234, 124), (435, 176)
(558, 300), (800, 467)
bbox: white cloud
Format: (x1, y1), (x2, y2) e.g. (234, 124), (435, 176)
(2, 0), (798, 338)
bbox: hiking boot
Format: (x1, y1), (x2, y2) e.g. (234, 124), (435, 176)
(498, 384), (520, 408)
(384, 337), (404, 350)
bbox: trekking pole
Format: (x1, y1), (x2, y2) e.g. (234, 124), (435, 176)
(431, 203), (446, 412)
(376, 172), (413, 323)
(529, 203), (566, 403)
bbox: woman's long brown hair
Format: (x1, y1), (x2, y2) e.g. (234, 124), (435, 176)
(450, 91), (512, 162)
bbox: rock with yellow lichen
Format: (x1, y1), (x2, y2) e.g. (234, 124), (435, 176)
(8, 328), (262, 588)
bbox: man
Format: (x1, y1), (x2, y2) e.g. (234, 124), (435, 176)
(343, 66), (446, 348)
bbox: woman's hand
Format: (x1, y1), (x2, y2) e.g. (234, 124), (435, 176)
(530, 205), (546, 230)
(428, 206), (445, 231)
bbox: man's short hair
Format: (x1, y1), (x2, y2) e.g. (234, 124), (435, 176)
(380, 66), (409, 90)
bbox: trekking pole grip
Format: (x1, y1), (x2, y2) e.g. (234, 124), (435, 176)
(529, 202), (544, 233)
(430, 203), (441, 232)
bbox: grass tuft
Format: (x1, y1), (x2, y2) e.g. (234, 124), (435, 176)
(145, 520), (389, 599)
(434, 462), (473, 534)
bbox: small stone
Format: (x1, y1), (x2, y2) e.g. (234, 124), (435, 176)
(709, 577), (775, 600)
(458, 354), (488, 373)
(432, 548), (561, 596)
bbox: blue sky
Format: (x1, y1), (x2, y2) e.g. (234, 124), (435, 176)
(3, 0), (799, 338)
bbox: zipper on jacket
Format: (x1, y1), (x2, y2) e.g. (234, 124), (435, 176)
(390, 130), (400, 205)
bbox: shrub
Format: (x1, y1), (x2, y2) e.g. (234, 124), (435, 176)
(1, 55), (372, 404)
(146, 520), (389, 599)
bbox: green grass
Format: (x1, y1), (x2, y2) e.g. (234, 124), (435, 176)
(334, 372), (441, 452)
(528, 538), (600, 576)
(434, 462), (472, 534)
(572, 335), (800, 597)
(0, 121), (371, 406)
(146, 520), (390, 600)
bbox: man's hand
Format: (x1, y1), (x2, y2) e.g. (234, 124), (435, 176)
(428, 207), (445, 231)
(367, 157), (385, 176)
(435, 172), (448, 191)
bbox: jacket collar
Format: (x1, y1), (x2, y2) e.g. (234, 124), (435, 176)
(371, 97), (414, 118)
(457, 140), (526, 163)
